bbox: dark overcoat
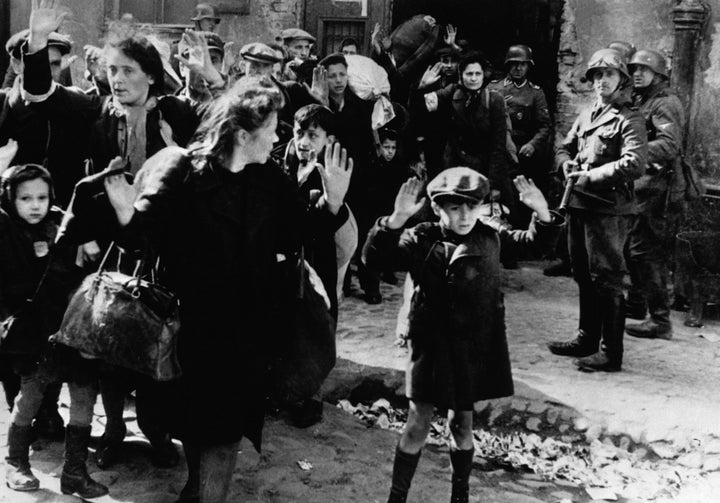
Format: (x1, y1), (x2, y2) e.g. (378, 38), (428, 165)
(363, 214), (562, 410)
(60, 146), (308, 449)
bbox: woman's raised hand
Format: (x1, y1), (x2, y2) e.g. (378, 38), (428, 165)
(318, 142), (353, 214)
(103, 157), (138, 227)
(29, 0), (68, 52)
(387, 177), (426, 229)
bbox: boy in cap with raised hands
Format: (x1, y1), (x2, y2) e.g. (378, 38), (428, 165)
(363, 168), (562, 503)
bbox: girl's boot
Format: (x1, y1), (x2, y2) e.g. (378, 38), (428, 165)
(5, 423), (39, 491)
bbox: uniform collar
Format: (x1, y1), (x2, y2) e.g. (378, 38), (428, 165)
(505, 77), (527, 88)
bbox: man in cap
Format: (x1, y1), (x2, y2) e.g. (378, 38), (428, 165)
(3, 29), (72, 89)
(191, 3), (221, 33)
(547, 48), (647, 372)
(281, 28), (317, 84)
(623, 49), (685, 340)
(238, 42), (324, 148)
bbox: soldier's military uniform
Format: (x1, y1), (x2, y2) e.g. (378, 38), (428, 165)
(548, 48), (648, 372)
(487, 76), (551, 182)
(625, 50), (686, 339)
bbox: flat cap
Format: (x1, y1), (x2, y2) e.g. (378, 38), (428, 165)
(427, 167), (490, 203)
(6, 29), (72, 59)
(191, 3), (221, 23)
(281, 28), (316, 43)
(240, 42), (281, 64)
(201, 31), (225, 54)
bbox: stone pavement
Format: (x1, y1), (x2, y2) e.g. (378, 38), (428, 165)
(337, 261), (720, 460)
(0, 260), (719, 502)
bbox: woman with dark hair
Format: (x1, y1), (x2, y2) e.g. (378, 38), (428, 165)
(414, 51), (514, 208)
(20, 0), (223, 471)
(97, 75), (352, 502)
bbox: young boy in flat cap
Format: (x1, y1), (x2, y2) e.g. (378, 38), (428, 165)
(363, 168), (562, 503)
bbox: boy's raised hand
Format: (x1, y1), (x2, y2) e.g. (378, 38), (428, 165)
(514, 175), (551, 223)
(0, 139), (19, 177)
(318, 142), (353, 215)
(307, 66), (329, 106)
(29, 0), (68, 53)
(387, 177), (426, 230)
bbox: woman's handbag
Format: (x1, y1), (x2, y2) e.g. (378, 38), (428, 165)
(53, 243), (182, 381)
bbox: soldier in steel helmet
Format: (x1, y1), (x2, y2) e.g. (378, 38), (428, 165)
(488, 44), (551, 226)
(547, 48), (648, 372)
(624, 49), (685, 340)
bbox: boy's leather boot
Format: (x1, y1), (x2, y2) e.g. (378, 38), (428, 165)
(449, 447), (474, 503)
(387, 445), (421, 503)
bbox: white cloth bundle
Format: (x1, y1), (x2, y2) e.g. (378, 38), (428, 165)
(345, 54), (395, 130)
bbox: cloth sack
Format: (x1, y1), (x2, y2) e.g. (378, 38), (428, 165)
(390, 15), (441, 78)
(345, 54), (395, 130)
(271, 256), (336, 403)
(54, 244), (182, 381)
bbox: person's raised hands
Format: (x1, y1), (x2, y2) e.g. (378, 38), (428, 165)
(175, 30), (224, 88)
(306, 65), (329, 106)
(103, 157), (137, 226)
(29, 0), (68, 53)
(387, 177), (426, 229)
(419, 62), (444, 90)
(514, 175), (551, 222)
(318, 142), (353, 214)
(444, 24), (458, 46)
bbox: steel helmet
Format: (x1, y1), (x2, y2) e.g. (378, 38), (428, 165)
(585, 48), (630, 81)
(628, 49), (669, 79)
(606, 41), (637, 62)
(505, 44), (534, 66)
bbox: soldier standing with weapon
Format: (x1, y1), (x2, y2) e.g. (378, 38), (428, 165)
(547, 48), (647, 372)
(624, 50), (686, 339)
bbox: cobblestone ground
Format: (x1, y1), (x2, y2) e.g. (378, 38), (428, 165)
(0, 260), (718, 502)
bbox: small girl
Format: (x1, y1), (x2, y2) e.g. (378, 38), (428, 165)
(0, 164), (106, 498)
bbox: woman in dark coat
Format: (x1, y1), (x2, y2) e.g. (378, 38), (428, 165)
(363, 170), (562, 503)
(100, 75), (353, 503)
(21, 2), (217, 469)
(414, 51), (514, 208)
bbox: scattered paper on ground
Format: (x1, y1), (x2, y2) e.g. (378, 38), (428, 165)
(697, 332), (720, 343)
(586, 487), (618, 500)
(337, 400), (713, 502)
(297, 459), (313, 471)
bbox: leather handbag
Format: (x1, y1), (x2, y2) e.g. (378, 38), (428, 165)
(54, 243), (182, 381)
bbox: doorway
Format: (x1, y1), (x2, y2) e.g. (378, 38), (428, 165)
(390, 0), (565, 112)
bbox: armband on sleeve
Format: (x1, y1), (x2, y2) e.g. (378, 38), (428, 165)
(424, 92), (439, 112)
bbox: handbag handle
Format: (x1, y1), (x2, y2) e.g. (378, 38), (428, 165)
(94, 242), (150, 298)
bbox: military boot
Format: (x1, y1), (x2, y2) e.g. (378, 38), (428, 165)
(5, 423), (40, 491)
(61, 425), (109, 498)
(549, 286), (600, 357)
(627, 261), (673, 339)
(576, 294), (624, 372)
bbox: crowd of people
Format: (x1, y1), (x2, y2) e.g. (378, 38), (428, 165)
(0, 1), (688, 503)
